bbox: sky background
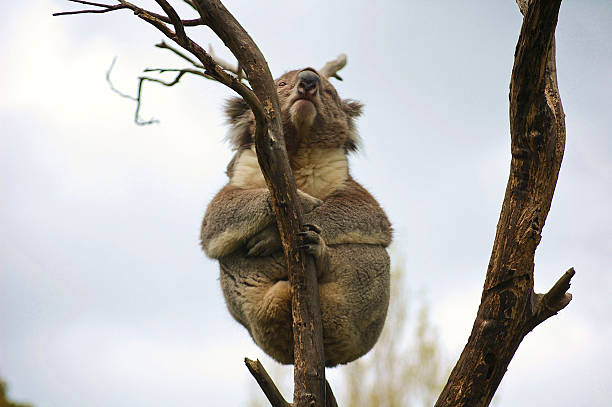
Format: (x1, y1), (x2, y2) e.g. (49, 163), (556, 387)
(1, 1), (610, 406)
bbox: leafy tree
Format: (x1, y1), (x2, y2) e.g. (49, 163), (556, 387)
(0, 380), (33, 407)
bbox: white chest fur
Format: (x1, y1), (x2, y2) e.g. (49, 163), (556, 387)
(230, 147), (348, 199)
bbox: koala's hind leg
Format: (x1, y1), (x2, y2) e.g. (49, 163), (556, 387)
(219, 252), (295, 364)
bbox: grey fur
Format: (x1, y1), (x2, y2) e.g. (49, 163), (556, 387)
(201, 68), (392, 366)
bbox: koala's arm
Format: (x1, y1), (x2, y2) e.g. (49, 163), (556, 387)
(201, 184), (321, 258)
(303, 178), (392, 247)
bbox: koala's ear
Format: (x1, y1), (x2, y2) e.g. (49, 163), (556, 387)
(224, 97), (253, 149)
(343, 99), (363, 152)
(225, 97), (250, 122)
(342, 99), (363, 118)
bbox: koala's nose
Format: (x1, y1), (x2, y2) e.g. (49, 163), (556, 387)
(297, 69), (320, 93)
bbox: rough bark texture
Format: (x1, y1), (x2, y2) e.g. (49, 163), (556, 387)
(434, 1), (573, 406)
(192, 2), (327, 406)
(245, 359), (291, 407)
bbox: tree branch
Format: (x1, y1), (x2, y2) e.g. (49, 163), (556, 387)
(53, 0), (205, 26)
(156, 40), (204, 68)
(245, 359), (291, 407)
(527, 267), (574, 330)
(55, 1), (329, 405)
(191, 1), (327, 406)
(434, 1), (573, 406)
(105, 57), (159, 125)
(207, 44), (244, 78)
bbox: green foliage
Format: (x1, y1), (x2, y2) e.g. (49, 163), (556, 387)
(0, 381), (33, 407)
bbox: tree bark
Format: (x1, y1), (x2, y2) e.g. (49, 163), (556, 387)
(434, 1), (573, 406)
(191, 2), (327, 406)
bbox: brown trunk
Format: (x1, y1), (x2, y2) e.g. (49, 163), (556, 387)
(434, 1), (573, 405)
(192, 2), (327, 405)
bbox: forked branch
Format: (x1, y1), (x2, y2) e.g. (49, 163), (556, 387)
(434, 1), (573, 405)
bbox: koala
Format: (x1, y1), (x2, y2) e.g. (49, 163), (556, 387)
(201, 67), (392, 367)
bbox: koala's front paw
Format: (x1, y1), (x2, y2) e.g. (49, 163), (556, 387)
(297, 224), (328, 275)
(246, 225), (282, 257)
(297, 190), (323, 214)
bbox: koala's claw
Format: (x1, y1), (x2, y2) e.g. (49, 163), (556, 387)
(302, 223), (322, 234)
(297, 223), (326, 259)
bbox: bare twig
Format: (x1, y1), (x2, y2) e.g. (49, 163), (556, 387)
(156, 40), (204, 68)
(528, 267), (575, 330)
(105, 57), (159, 125)
(208, 44), (244, 79)
(53, 0), (205, 26)
(245, 359), (291, 407)
(154, 0), (187, 43)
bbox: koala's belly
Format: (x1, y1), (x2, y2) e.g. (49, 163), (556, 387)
(218, 244), (390, 366)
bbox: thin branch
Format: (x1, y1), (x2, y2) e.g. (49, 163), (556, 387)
(319, 54), (347, 81)
(105, 57), (158, 125)
(156, 40), (204, 68)
(540, 267), (575, 311)
(154, 0), (187, 44)
(208, 44), (244, 78)
(528, 267), (575, 330)
(56, 0), (263, 136)
(106, 57), (213, 125)
(155, 40), (245, 80)
(112, 1), (264, 124)
(53, 0), (205, 26)
(141, 68), (212, 83)
(245, 359), (291, 407)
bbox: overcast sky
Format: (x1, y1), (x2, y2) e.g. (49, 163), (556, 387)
(1, 1), (610, 406)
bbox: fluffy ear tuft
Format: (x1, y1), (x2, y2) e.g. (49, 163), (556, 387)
(224, 97), (253, 148)
(343, 99), (363, 118)
(343, 99), (363, 152)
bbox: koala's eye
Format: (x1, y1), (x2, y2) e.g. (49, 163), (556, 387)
(278, 81), (287, 87)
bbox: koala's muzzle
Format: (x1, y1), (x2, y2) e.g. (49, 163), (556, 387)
(297, 69), (320, 99)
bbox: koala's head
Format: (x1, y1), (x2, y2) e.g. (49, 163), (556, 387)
(225, 68), (363, 155)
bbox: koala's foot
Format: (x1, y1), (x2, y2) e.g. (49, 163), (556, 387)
(297, 223), (329, 276)
(246, 225), (282, 257)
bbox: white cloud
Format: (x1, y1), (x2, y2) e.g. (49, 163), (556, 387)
(1, 0), (232, 188)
